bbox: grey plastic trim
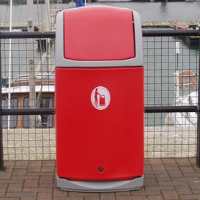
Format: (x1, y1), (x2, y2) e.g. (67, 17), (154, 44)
(57, 175), (144, 192)
(55, 6), (143, 68)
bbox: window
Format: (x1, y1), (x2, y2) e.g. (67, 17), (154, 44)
(23, 97), (54, 128)
(2, 98), (18, 128)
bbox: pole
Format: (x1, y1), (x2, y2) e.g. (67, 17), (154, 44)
(45, 0), (51, 72)
(197, 39), (200, 167)
(8, 0), (12, 129)
(45, 0), (50, 32)
(175, 41), (180, 100)
(27, 0), (36, 128)
(0, 16), (4, 171)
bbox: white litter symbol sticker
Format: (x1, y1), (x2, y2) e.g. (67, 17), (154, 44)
(91, 86), (110, 110)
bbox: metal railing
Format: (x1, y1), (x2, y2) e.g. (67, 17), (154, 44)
(0, 29), (200, 170)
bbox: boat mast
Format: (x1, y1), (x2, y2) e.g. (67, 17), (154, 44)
(8, 0), (12, 129)
(27, 0), (36, 128)
(45, 0), (51, 72)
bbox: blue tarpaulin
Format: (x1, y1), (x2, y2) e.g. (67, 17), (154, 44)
(76, 0), (85, 7)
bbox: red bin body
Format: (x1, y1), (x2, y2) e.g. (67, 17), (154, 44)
(56, 6), (144, 192)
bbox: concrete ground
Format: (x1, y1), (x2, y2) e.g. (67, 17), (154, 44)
(0, 158), (200, 200)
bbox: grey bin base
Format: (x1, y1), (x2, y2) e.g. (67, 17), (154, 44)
(57, 175), (144, 192)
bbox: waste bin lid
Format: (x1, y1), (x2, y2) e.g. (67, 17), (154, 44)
(63, 6), (135, 61)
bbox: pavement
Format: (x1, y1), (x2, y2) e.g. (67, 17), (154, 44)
(0, 158), (200, 200)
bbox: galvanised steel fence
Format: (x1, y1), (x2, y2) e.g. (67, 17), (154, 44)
(0, 29), (200, 170)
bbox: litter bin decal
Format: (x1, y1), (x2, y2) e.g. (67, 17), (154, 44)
(56, 6), (144, 192)
(91, 86), (110, 110)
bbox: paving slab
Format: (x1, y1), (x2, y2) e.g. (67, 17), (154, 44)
(0, 158), (199, 200)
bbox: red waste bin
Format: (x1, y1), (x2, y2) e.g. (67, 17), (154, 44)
(56, 6), (144, 192)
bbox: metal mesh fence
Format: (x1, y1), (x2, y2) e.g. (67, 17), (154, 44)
(144, 35), (199, 158)
(0, 32), (199, 160)
(1, 37), (56, 160)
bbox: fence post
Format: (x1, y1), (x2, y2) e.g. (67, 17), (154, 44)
(197, 41), (200, 168)
(0, 32), (4, 171)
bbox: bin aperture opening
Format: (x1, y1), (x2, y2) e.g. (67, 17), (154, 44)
(64, 7), (135, 61)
